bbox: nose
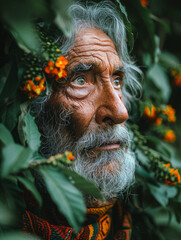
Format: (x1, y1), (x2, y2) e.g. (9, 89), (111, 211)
(95, 86), (128, 125)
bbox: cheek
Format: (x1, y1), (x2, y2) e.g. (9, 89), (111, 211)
(71, 103), (95, 136)
(50, 90), (96, 137)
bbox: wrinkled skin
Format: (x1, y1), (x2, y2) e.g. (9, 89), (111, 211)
(50, 28), (128, 152)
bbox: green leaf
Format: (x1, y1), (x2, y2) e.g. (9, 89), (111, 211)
(149, 184), (168, 207)
(1, 0), (41, 52)
(18, 105), (41, 152)
(1, 99), (20, 131)
(115, 0), (134, 52)
(59, 166), (104, 201)
(17, 176), (42, 207)
(136, 166), (158, 186)
(135, 149), (150, 167)
(0, 60), (19, 108)
(51, 0), (73, 37)
(123, 0), (156, 59)
(159, 51), (180, 70)
(39, 166), (86, 229)
(149, 184), (177, 207)
(0, 177), (26, 216)
(0, 123), (14, 145)
(0, 232), (40, 240)
(146, 136), (175, 159)
(147, 64), (171, 102)
(0, 202), (15, 226)
(1, 143), (33, 177)
(150, 14), (170, 33)
(0, 62), (13, 96)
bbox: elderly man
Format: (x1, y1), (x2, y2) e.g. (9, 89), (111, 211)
(23, 1), (141, 239)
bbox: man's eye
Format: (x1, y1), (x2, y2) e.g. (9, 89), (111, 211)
(113, 78), (122, 88)
(72, 77), (85, 85)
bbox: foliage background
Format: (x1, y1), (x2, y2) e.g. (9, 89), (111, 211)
(0, 0), (181, 239)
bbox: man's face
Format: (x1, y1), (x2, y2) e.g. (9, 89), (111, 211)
(45, 28), (135, 201)
(51, 28), (128, 140)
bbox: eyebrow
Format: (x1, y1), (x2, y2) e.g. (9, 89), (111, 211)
(67, 63), (94, 81)
(67, 63), (125, 81)
(113, 66), (125, 75)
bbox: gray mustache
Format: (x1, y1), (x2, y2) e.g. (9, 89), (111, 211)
(75, 125), (130, 152)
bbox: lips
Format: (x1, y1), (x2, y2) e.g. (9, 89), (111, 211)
(89, 141), (121, 152)
(96, 143), (120, 151)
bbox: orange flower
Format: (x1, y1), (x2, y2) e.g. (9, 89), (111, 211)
(154, 117), (162, 126)
(34, 78), (46, 95)
(143, 105), (156, 120)
(55, 56), (68, 69)
(35, 76), (41, 81)
(172, 70), (181, 86)
(163, 130), (176, 142)
(174, 75), (181, 86)
(67, 152), (74, 161)
(163, 163), (180, 185)
(162, 105), (176, 122)
(163, 163), (171, 168)
(141, 0), (148, 7)
(165, 179), (176, 186)
(55, 69), (67, 80)
(44, 61), (58, 77)
(21, 78), (46, 99)
(44, 56), (68, 80)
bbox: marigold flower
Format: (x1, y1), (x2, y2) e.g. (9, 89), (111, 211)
(141, 0), (148, 7)
(154, 117), (162, 126)
(172, 70), (181, 86)
(143, 105), (156, 120)
(174, 75), (181, 86)
(67, 152), (74, 161)
(55, 56), (68, 69)
(162, 105), (176, 122)
(163, 163), (180, 185)
(44, 61), (58, 77)
(163, 163), (171, 168)
(163, 129), (176, 142)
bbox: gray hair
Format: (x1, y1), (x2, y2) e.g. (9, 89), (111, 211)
(58, 1), (142, 109)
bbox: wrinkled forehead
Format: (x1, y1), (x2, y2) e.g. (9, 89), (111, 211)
(65, 28), (122, 72)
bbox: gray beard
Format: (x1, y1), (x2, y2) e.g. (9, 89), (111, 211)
(32, 96), (135, 202)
